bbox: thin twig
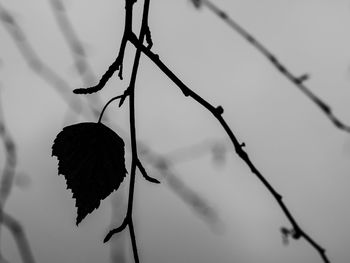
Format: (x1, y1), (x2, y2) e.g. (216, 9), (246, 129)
(191, 0), (350, 133)
(72, 0), (132, 94)
(136, 159), (160, 184)
(128, 30), (330, 263)
(72, 0), (329, 260)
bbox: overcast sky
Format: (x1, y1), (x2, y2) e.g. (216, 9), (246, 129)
(1, 0), (350, 263)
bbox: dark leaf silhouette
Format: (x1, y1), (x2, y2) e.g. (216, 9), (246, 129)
(52, 122), (127, 225)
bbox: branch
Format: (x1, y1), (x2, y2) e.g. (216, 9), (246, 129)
(104, 2), (152, 263)
(72, 0), (134, 94)
(51, 0), (222, 236)
(1, 2), (222, 262)
(191, 0), (350, 133)
(128, 33), (330, 263)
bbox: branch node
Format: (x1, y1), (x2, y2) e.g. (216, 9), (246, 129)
(73, 56), (123, 94)
(292, 228), (301, 240)
(276, 193), (282, 200)
(215, 105), (224, 115)
(119, 87), (131, 107)
(295, 74), (310, 84)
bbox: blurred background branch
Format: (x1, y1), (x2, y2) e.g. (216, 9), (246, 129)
(0, 89), (36, 263)
(190, 0), (350, 133)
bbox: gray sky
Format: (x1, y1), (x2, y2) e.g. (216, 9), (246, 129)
(1, 0), (350, 263)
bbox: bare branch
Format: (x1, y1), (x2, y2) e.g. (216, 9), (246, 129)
(72, 0), (134, 94)
(128, 32), (330, 263)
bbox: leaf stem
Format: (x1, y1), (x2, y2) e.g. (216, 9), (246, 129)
(97, 95), (122, 123)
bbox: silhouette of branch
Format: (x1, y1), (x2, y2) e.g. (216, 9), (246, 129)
(72, 38), (127, 94)
(3, 0), (332, 262)
(1, 2), (222, 262)
(190, 0), (350, 133)
(104, 2), (150, 263)
(127, 24), (330, 263)
(50, 0), (221, 234)
(48, 0), (221, 236)
(108, 189), (127, 263)
(72, 0), (132, 94)
(69, 0), (220, 252)
(51, 0), (217, 256)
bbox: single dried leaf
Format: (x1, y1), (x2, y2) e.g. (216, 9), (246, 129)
(52, 122), (127, 225)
